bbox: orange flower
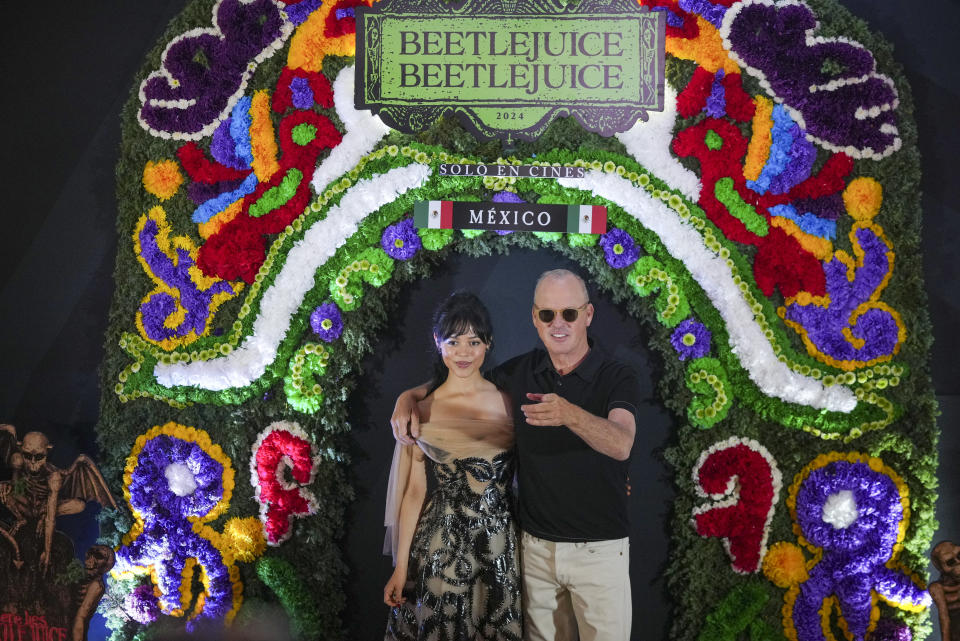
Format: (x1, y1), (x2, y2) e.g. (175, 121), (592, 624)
(666, 15), (740, 74)
(843, 177), (883, 221)
(143, 159), (184, 201)
(287, 0), (373, 72)
(762, 541), (809, 588)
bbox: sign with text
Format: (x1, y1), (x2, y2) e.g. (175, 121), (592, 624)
(0, 611), (68, 641)
(438, 164), (585, 178)
(356, 0), (665, 142)
(414, 200), (607, 234)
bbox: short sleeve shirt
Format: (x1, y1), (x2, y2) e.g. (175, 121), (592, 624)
(488, 341), (640, 542)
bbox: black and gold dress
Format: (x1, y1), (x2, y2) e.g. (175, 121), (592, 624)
(384, 418), (522, 640)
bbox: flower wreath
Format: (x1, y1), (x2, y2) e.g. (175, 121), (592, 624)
(98, 0), (938, 638)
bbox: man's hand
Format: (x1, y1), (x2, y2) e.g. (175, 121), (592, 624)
(520, 393), (583, 427)
(390, 391), (422, 445)
(523, 393), (636, 461)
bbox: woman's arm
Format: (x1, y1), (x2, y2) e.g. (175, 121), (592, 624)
(384, 448), (427, 607)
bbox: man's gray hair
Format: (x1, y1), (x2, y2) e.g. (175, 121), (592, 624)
(534, 269), (590, 302)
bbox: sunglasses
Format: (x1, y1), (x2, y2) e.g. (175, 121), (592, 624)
(534, 302), (590, 323)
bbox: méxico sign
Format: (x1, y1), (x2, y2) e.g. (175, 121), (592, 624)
(414, 200), (607, 233)
(355, 0), (665, 141)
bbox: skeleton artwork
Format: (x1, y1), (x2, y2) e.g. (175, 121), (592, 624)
(931, 540), (960, 641)
(0, 423), (118, 624)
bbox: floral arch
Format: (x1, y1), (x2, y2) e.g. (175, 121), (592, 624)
(98, 0), (938, 640)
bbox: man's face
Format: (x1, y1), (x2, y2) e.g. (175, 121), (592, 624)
(934, 542), (960, 582)
(532, 275), (593, 362)
(21, 432), (49, 474)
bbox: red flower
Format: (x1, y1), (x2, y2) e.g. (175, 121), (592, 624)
(672, 118), (756, 244)
(272, 66), (334, 114)
(197, 111), (343, 283)
(197, 226), (266, 284)
(324, 0), (369, 39)
(756, 152), (854, 209)
(641, 0), (699, 39)
(672, 118), (827, 298)
(252, 425), (319, 546)
(753, 227), (826, 298)
(677, 67), (755, 122)
(693, 440), (779, 574)
(177, 142), (251, 184)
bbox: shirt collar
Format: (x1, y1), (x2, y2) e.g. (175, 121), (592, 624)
(533, 337), (601, 381)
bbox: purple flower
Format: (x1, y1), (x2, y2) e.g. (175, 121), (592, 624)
(285, 0), (322, 25)
(705, 70), (727, 118)
(493, 191), (524, 234)
(139, 0), (289, 138)
(600, 228), (640, 269)
(724, 1), (900, 157)
(116, 433), (234, 629)
(796, 460), (902, 560)
(310, 302), (344, 342)
(783, 227), (901, 365)
(869, 619), (911, 641)
(137, 216), (237, 343)
(210, 118), (248, 170)
(651, 6), (685, 27)
(679, 0), (729, 29)
(381, 218), (422, 260)
(791, 459), (931, 641)
(670, 319), (711, 360)
(289, 76), (314, 110)
(125, 584), (161, 624)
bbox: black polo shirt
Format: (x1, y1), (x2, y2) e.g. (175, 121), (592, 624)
(488, 341), (640, 542)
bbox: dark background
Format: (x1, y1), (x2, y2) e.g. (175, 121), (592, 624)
(0, 1), (956, 640)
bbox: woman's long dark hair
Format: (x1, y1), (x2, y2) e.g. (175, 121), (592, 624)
(426, 291), (494, 395)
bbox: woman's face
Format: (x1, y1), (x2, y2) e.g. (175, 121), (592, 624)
(436, 330), (488, 379)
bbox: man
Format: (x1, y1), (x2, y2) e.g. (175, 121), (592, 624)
(391, 269), (639, 641)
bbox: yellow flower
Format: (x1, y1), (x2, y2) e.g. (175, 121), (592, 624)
(763, 542), (809, 588)
(143, 159), (184, 201)
(221, 517), (268, 563)
(843, 177), (883, 221)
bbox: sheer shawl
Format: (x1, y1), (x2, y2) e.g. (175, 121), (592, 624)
(383, 418), (514, 565)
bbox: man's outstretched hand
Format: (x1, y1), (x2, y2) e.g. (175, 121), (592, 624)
(520, 392), (583, 427)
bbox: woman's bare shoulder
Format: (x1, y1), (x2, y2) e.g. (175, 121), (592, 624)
(424, 382), (511, 422)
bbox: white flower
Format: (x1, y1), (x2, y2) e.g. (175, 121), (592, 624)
(822, 490), (858, 529)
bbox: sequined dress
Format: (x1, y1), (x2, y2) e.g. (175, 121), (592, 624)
(385, 419), (522, 640)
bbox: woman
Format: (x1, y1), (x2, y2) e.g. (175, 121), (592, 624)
(383, 291), (522, 640)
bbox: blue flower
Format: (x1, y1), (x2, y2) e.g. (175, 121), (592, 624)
(599, 228), (640, 269)
(670, 319), (711, 360)
(310, 302), (344, 342)
(381, 218), (421, 260)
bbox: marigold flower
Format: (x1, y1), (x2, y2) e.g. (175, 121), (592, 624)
(143, 159), (184, 201)
(762, 542), (808, 588)
(843, 177), (883, 221)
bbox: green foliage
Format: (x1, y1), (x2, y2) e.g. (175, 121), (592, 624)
(257, 546), (332, 639)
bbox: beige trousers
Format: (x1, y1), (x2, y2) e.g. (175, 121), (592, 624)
(520, 531), (631, 641)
